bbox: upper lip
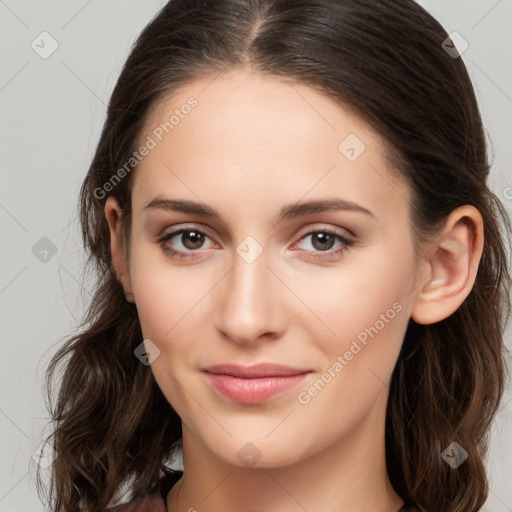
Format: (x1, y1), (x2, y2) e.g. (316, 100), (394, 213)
(201, 363), (312, 378)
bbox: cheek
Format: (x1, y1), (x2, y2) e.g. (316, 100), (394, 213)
(129, 252), (204, 410)
(293, 242), (414, 343)
(294, 243), (415, 406)
(129, 240), (204, 340)
(293, 280), (410, 437)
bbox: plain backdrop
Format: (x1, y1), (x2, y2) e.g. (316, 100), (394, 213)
(0, 1), (511, 510)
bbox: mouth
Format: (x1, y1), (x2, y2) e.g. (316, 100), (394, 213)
(201, 363), (312, 404)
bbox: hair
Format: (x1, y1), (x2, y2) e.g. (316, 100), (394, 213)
(39, 1), (512, 511)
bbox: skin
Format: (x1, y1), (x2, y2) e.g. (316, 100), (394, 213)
(105, 69), (484, 512)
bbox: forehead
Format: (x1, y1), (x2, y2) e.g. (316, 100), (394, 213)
(131, 69), (410, 224)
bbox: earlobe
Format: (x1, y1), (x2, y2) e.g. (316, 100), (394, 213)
(104, 196), (135, 303)
(411, 206), (484, 325)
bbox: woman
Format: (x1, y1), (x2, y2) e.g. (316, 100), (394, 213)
(40, 0), (511, 511)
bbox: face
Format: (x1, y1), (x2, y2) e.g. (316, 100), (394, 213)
(119, 69), (422, 467)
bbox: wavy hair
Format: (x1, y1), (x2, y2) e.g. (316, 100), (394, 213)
(39, 1), (512, 511)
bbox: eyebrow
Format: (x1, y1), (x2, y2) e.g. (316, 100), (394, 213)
(142, 196), (375, 222)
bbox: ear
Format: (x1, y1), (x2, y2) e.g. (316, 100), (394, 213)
(104, 196), (135, 303)
(411, 205), (484, 325)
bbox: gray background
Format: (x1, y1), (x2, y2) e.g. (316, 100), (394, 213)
(0, 1), (511, 510)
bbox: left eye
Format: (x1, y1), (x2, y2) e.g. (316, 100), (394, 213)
(157, 227), (354, 261)
(295, 229), (353, 255)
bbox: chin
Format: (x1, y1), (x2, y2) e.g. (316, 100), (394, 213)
(204, 434), (306, 469)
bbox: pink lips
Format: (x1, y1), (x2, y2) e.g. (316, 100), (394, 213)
(201, 363), (311, 404)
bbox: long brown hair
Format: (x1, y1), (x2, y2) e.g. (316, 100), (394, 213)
(39, 1), (512, 511)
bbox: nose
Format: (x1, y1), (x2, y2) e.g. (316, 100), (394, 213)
(215, 246), (286, 346)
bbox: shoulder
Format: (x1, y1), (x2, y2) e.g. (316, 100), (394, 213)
(107, 469), (183, 512)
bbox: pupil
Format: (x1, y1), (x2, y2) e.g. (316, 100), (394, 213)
(184, 231), (204, 249)
(313, 233), (334, 251)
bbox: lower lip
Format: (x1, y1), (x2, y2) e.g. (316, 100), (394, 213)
(204, 372), (310, 404)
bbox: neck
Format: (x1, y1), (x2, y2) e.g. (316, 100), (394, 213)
(167, 389), (404, 512)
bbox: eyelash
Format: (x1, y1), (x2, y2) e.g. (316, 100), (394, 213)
(157, 226), (355, 261)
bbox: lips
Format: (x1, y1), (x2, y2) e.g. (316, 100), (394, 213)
(201, 363), (311, 378)
(201, 363), (312, 404)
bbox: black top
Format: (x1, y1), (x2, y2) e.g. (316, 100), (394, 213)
(159, 468), (183, 501)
